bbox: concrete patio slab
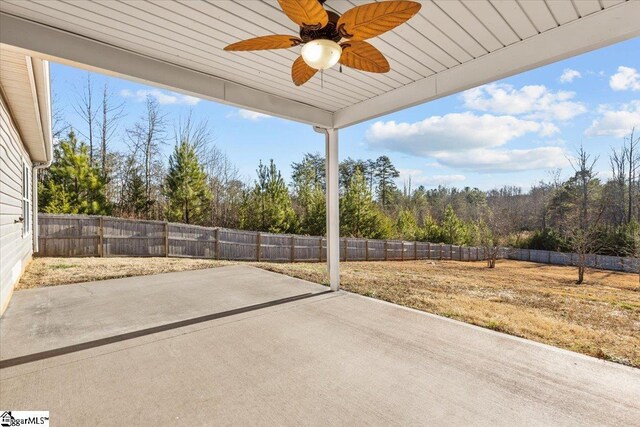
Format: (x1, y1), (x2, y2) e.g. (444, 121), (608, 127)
(1, 265), (639, 426)
(0, 265), (325, 360)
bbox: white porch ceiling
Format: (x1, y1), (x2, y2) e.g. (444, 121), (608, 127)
(0, 0), (638, 129)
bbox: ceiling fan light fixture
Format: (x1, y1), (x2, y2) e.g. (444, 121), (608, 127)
(301, 39), (342, 70)
(224, 1), (423, 86)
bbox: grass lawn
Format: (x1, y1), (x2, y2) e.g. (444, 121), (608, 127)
(19, 257), (640, 368)
(18, 257), (235, 289)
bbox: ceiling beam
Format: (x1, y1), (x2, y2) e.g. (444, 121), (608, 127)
(333, 1), (640, 129)
(0, 12), (333, 128)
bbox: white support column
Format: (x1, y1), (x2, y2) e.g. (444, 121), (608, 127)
(315, 127), (340, 291)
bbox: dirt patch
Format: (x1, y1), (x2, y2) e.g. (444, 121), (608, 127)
(18, 257), (640, 368)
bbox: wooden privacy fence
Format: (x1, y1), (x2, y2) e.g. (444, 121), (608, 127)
(506, 248), (638, 274)
(37, 214), (638, 273)
(36, 214), (493, 263)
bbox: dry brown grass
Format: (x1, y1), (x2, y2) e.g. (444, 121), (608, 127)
(257, 260), (640, 368)
(18, 257), (235, 289)
(19, 257), (640, 367)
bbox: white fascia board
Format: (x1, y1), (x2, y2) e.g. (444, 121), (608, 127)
(0, 13), (333, 128)
(29, 57), (52, 163)
(333, 1), (640, 129)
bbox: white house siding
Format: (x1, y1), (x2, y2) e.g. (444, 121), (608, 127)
(0, 92), (33, 315)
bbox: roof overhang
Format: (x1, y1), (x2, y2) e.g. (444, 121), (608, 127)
(334, 2), (640, 128)
(0, 13), (333, 128)
(0, 45), (52, 163)
(1, 1), (638, 131)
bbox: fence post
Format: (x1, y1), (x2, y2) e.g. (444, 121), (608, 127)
(440, 244), (443, 260)
(319, 237), (323, 262)
(414, 241), (418, 260)
(343, 238), (348, 262)
(256, 232), (261, 262)
(426, 242), (431, 260)
(290, 235), (295, 262)
(401, 241), (404, 261)
(164, 221), (169, 257)
(384, 240), (388, 261)
(548, 251), (552, 264)
(99, 216), (104, 257)
(214, 228), (220, 260)
(365, 240), (369, 261)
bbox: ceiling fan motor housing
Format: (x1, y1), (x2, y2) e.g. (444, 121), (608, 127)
(299, 10), (342, 43)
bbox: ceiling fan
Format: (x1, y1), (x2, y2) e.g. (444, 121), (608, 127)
(224, 0), (422, 86)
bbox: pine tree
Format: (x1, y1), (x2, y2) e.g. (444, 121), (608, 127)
(396, 208), (420, 240)
(374, 155), (400, 210)
(339, 157), (371, 192)
(122, 163), (151, 218)
(39, 130), (110, 214)
(292, 154), (326, 235)
(241, 160), (297, 233)
(340, 170), (392, 239)
(422, 214), (441, 242)
(164, 140), (212, 224)
(440, 204), (467, 244)
(291, 153), (325, 191)
(300, 186), (326, 236)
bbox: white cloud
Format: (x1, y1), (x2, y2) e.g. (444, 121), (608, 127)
(365, 112), (566, 173)
(544, 138), (566, 146)
(609, 66), (640, 91)
(585, 101), (640, 137)
(432, 147), (569, 173)
(237, 109), (272, 121)
(462, 83), (587, 121)
(424, 162), (444, 168)
(560, 68), (581, 83)
(399, 169), (465, 187)
(365, 112), (557, 156)
(119, 88), (200, 105)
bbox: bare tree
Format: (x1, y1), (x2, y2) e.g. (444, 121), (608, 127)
(207, 152), (244, 228)
(126, 96), (167, 218)
(478, 205), (512, 268)
(173, 111), (212, 156)
(609, 144), (628, 226)
(72, 73), (98, 165)
(565, 220), (604, 284)
(566, 146), (603, 284)
(98, 83), (125, 180)
(624, 127), (639, 223)
(50, 78), (69, 141)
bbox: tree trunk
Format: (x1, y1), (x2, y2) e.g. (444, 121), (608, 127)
(577, 265), (584, 284)
(88, 80), (94, 167)
(101, 85), (107, 179)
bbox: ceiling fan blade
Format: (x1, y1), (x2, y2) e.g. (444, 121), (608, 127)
(339, 41), (390, 73)
(278, 0), (329, 29)
(224, 35), (302, 51)
(292, 56), (318, 86)
(337, 1), (421, 41)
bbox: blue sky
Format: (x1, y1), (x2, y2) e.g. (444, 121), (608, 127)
(51, 36), (640, 190)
